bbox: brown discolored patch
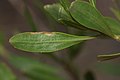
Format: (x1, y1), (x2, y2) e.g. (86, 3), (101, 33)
(30, 32), (54, 36)
(30, 32), (43, 34)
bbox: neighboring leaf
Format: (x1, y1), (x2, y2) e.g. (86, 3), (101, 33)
(104, 17), (120, 40)
(9, 32), (94, 53)
(105, 17), (120, 35)
(44, 3), (85, 30)
(69, 1), (114, 38)
(25, 70), (62, 80)
(9, 55), (63, 80)
(84, 71), (95, 80)
(59, 0), (70, 11)
(24, 3), (37, 32)
(89, 0), (96, 8)
(44, 3), (72, 22)
(59, 19), (86, 30)
(96, 63), (120, 76)
(97, 18), (120, 60)
(0, 62), (16, 80)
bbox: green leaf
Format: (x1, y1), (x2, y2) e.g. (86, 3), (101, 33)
(9, 55), (63, 80)
(96, 63), (120, 76)
(89, 0), (96, 8)
(59, 0), (70, 11)
(44, 3), (85, 30)
(84, 71), (95, 80)
(105, 17), (120, 35)
(58, 19), (86, 30)
(0, 63), (16, 80)
(69, 1), (114, 38)
(9, 32), (94, 53)
(44, 3), (71, 22)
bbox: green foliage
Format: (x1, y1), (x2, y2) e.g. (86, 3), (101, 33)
(9, 55), (63, 80)
(44, 3), (71, 21)
(105, 17), (120, 35)
(0, 63), (16, 80)
(9, 32), (94, 52)
(9, 0), (120, 60)
(44, 3), (85, 30)
(59, 0), (70, 11)
(70, 1), (114, 38)
(97, 18), (120, 60)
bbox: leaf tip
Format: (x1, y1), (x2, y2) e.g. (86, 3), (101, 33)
(9, 36), (14, 44)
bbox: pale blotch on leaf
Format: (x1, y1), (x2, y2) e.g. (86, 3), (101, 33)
(114, 35), (120, 41)
(30, 32), (54, 36)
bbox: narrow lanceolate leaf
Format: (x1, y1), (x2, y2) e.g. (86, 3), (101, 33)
(97, 53), (120, 61)
(69, 1), (114, 38)
(0, 63), (16, 80)
(9, 32), (94, 53)
(89, 0), (96, 8)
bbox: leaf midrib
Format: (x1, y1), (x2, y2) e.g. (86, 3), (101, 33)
(10, 38), (93, 44)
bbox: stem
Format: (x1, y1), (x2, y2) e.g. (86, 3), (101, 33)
(47, 54), (80, 80)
